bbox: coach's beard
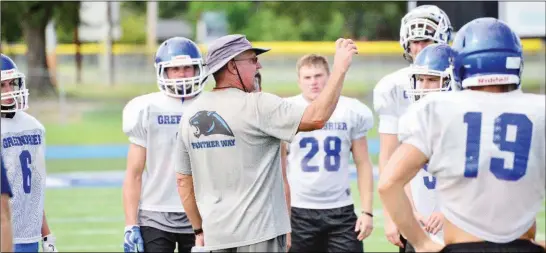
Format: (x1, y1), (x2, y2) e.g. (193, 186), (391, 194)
(253, 72), (261, 92)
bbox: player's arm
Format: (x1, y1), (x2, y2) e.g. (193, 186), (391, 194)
(298, 39), (358, 132)
(176, 174), (201, 230)
(41, 211), (58, 252)
(123, 144), (146, 225)
(378, 144), (432, 249)
(350, 102), (375, 240)
(352, 136), (374, 240)
(121, 101), (148, 227)
(353, 137), (373, 216)
(41, 211), (51, 235)
(121, 101), (147, 252)
(280, 141), (291, 217)
(174, 123), (203, 240)
(378, 98), (440, 251)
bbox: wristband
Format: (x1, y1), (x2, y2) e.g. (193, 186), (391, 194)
(362, 211), (373, 218)
(193, 228), (203, 235)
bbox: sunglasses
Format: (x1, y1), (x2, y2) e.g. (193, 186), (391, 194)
(233, 57), (258, 65)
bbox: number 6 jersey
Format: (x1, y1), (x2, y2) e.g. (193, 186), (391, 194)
(398, 89), (545, 243)
(1, 111), (47, 244)
(286, 95), (374, 209)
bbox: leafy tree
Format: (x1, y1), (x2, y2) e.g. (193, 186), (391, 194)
(1, 1), (81, 96)
(122, 1), (190, 19)
(186, 2), (252, 34)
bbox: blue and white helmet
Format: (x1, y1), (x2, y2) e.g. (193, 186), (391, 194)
(451, 17), (523, 90)
(406, 44), (456, 102)
(400, 5), (453, 61)
(155, 37), (206, 98)
(1, 54), (28, 113)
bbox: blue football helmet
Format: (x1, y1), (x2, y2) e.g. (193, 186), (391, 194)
(1, 54), (28, 113)
(155, 37), (206, 98)
(451, 17), (523, 90)
(406, 43), (456, 102)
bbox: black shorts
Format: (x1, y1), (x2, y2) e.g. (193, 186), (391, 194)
(140, 226), (195, 253)
(441, 239), (545, 253)
(399, 235), (415, 253)
(289, 205), (363, 253)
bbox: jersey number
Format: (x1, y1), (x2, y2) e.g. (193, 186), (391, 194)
(463, 112), (532, 181)
(19, 150), (32, 194)
(300, 136), (341, 172)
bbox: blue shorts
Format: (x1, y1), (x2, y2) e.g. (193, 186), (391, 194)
(14, 242), (39, 252)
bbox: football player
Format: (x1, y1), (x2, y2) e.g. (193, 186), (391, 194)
(1, 54), (58, 252)
(372, 5), (453, 252)
(122, 37), (206, 252)
(379, 17), (545, 253)
(398, 43), (457, 244)
(282, 54), (375, 252)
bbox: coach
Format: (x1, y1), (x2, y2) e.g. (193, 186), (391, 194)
(174, 34), (358, 252)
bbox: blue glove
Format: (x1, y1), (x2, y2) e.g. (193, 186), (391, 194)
(124, 225), (144, 253)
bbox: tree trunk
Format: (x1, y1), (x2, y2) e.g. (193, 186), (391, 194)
(351, 12), (364, 40)
(74, 25), (82, 84)
(21, 18), (57, 97)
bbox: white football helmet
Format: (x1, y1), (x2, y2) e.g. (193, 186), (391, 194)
(400, 5), (453, 62)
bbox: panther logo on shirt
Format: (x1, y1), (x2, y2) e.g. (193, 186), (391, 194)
(189, 111), (234, 138)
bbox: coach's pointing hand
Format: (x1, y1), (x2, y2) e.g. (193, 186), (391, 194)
(333, 38), (358, 74)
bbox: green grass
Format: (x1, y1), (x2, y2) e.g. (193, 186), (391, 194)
(45, 183), (546, 252)
(46, 158), (127, 174)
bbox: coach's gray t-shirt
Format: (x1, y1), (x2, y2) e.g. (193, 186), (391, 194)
(174, 88), (305, 250)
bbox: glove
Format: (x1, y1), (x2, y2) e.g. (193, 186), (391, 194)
(42, 234), (58, 252)
(124, 225), (144, 253)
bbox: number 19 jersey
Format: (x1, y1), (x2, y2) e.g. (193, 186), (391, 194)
(398, 89), (545, 243)
(286, 95), (374, 209)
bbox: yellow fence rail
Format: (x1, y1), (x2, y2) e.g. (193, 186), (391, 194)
(2, 39), (543, 56)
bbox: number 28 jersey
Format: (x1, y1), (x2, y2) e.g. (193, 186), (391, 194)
(286, 95), (374, 209)
(1, 111), (47, 244)
(398, 89), (545, 243)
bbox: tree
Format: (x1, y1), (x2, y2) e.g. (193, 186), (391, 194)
(0, 1), (81, 97)
(122, 1), (189, 19)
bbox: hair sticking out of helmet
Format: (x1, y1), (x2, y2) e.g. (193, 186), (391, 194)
(155, 37), (207, 98)
(1, 54), (29, 116)
(400, 5), (453, 63)
(451, 17), (523, 91)
(406, 43), (456, 102)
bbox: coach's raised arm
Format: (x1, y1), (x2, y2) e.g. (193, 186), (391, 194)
(173, 35), (358, 252)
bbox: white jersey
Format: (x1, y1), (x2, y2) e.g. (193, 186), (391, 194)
(373, 67), (412, 134)
(398, 89), (545, 243)
(286, 95), (374, 209)
(122, 92), (195, 212)
(1, 111), (47, 244)
(374, 67), (442, 241)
